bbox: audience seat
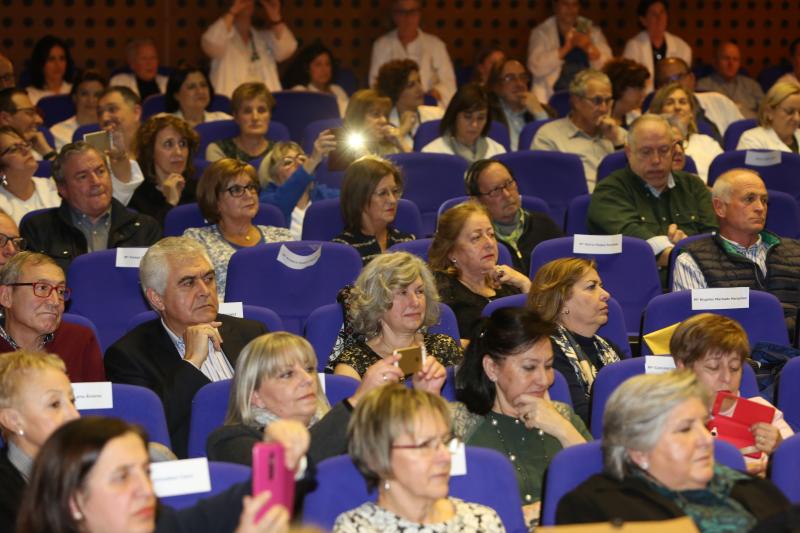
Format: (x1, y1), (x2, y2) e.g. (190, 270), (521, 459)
(765, 189), (800, 239)
(590, 357), (760, 439)
(547, 91), (570, 118)
(304, 301), (461, 372)
(79, 383), (171, 448)
(62, 312), (102, 343)
(158, 461), (250, 509)
(518, 119), (555, 152)
(126, 304), (284, 335)
(387, 237), (513, 267)
(480, 294), (631, 358)
(302, 447), (528, 533)
(540, 439), (747, 525)
(564, 194), (591, 235)
(529, 236), (661, 337)
(771, 433), (800, 502)
(494, 151), (588, 225)
(271, 91), (341, 142)
(386, 153), (469, 236)
(722, 118), (758, 151)
(66, 249), (151, 352)
(35, 160), (52, 179)
(708, 150), (800, 203)
(142, 94), (232, 120)
(641, 290), (790, 355)
(38, 94), (75, 127)
(412, 120), (511, 152)
(225, 242), (362, 334)
(195, 119), (291, 157)
(163, 202), (286, 236)
(301, 198), (422, 240)
(777, 358), (800, 432)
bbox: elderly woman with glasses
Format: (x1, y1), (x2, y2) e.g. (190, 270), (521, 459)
(258, 133), (338, 240)
(0, 126), (61, 225)
(649, 82), (722, 183)
(556, 370), (790, 530)
(332, 156), (414, 265)
(0, 251), (104, 382)
(183, 158), (293, 300)
(333, 385), (505, 533)
(738, 81), (800, 154)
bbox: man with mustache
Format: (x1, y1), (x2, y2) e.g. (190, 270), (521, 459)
(673, 169), (800, 340)
(19, 142), (161, 270)
(97, 86), (145, 205)
(465, 159), (562, 275)
(104, 237), (267, 457)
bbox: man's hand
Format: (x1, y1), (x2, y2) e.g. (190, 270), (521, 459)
(182, 321), (223, 368)
(657, 247), (673, 268)
(667, 223), (688, 245)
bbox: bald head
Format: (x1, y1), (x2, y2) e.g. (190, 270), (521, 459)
(715, 42), (741, 82)
(0, 54), (14, 90)
(655, 57), (694, 91)
(711, 169), (768, 243)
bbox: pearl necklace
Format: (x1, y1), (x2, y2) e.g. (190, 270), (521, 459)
(487, 412), (544, 505)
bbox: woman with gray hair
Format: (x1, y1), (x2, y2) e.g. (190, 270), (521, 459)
(556, 370), (790, 529)
(328, 252), (460, 381)
(333, 385), (505, 532)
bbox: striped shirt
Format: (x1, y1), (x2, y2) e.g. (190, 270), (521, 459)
(162, 320), (234, 382)
(672, 234), (768, 291)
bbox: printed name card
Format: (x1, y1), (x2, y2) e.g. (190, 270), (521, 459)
(277, 244), (322, 270)
(744, 150), (781, 167)
(572, 234), (622, 254)
(72, 381), (113, 409)
(115, 247), (148, 268)
(691, 287), (749, 310)
(645, 356), (676, 375)
(150, 458), (212, 497)
(449, 440), (467, 476)
(218, 301), (244, 318)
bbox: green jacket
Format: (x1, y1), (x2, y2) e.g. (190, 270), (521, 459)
(587, 166), (718, 241)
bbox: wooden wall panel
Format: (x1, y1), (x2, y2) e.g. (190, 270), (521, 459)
(2, 1), (798, 89)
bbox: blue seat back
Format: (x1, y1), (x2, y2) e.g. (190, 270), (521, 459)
(38, 94), (75, 126)
(195, 119), (291, 158)
(771, 433), (800, 502)
(722, 119), (758, 151)
(708, 150), (800, 203)
(518, 118), (555, 152)
(163, 202), (286, 237)
(778, 358), (800, 432)
(159, 462), (250, 509)
(271, 91), (340, 142)
(413, 120), (510, 152)
(301, 117), (343, 154)
(765, 189), (800, 238)
(547, 91), (571, 117)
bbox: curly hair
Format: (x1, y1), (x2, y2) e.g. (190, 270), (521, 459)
(133, 114), (199, 183)
(348, 252), (440, 336)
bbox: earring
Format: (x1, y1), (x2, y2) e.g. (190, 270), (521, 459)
(450, 257), (457, 265)
(562, 307), (570, 316)
(73, 511), (83, 521)
(0, 174), (7, 188)
(383, 480), (391, 491)
(640, 460), (649, 470)
(16, 428), (23, 437)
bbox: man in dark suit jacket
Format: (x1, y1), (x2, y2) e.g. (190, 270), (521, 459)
(105, 237), (267, 457)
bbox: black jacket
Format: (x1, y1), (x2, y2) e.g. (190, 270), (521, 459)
(104, 315), (267, 458)
(0, 449), (25, 533)
(496, 208), (563, 275)
(20, 198), (162, 271)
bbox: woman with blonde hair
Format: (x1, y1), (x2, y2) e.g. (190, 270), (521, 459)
(339, 89), (411, 160)
(649, 82), (722, 182)
(429, 201), (530, 341)
(528, 257), (623, 424)
(738, 81), (800, 153)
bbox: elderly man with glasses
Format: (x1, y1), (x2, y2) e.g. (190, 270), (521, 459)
(532, 69), (626, 191)
(588, 114), (717, 285)
(0, 251), (105, 381)
(465, 159), (562, 274)
(0, 212), (24, 267)
(20, 141), (161, 270)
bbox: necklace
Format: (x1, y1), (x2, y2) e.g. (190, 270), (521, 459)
(487, 412), (543, 504)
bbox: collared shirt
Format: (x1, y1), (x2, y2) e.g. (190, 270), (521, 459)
(643, 174), (678, 255)
(531, 116), (623, 191)
(70, 205), (112, 253)
(161, 319), (234, 382)
(696, 73), (764, 119)
(7, 441), (33, 482)
(0, 322), (54, 350)
(673, 234), (768, 291)
(500, 100), (527, 151)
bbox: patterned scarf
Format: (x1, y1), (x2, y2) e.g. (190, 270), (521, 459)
(550, 323), (620, 393)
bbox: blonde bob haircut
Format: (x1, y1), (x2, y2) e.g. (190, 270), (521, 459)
(348, 384), (451, 491)
(0, 350), (66, 436)
(759, 81), (800, 128)
(224, 332), (329, 427)
(669, 312), (750, 367)
(602, 369), (710, 480)
(349, 251), (440, 336)
(428, 201), (493, 277)
(260, 141), (305, 188)
(344, 89), (392, 131)
(649, 82), (698, 135)
(528, 257), (598, 322)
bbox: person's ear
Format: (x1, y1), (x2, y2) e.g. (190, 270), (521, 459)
(0, 284), (13, 309)
(144, 287), (165, 313)
(0, 408), (22, 436)
(132, 104), (142, 123)
(68, 493), (86, 523)
(482, 354), (499, 383)
(712, 196), (727, 219)
(250, 389), (266, 409)
(627, 448), (650, 470)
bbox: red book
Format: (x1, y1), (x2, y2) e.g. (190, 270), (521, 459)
(707, 391), (775, 459)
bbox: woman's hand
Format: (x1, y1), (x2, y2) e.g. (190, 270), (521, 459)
(161, 173), (186, 206)
(751, 422), (782, 455)
(348, 354), (404, 406)
(492, 266), (531, 293)
(514, 394), (586, 447)
(304, 129), (337, 174)
(235, 492), (289, 533)
(412, 356), (446, 395)
(397, 110), (418, 138)
(263, 419), (310, 471)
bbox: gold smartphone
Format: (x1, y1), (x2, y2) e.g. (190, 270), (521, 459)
(395, 345), (424, 376)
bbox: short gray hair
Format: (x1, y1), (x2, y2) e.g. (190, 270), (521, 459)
(569, 69), (610, 97)
(52, 142), (106, 184)
(602, 369), (710, 480)
(0, 251), (60, 286)
(139, 237), (212, 297)
(348, 252), (440, 336)
(711, 168), (763, 203)
(626, 113), (671, 150)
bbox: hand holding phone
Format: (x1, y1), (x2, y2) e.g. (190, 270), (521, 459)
(252, 442), (295, 521)
(395, 345), (424, 376)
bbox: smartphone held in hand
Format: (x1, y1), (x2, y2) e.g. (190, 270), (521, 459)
(252, 442), (295, 520)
